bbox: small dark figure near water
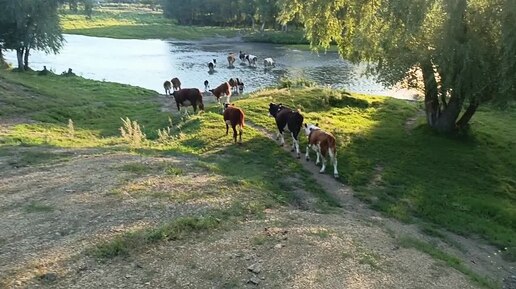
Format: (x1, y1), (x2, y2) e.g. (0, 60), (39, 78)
(163, 80), (172, 95)
(204, 80), (209, 92)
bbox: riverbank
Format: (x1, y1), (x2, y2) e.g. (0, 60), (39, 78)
(1, 70), (514, 288)
(59, 4), (315, 46)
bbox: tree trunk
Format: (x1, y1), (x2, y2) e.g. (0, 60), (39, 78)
(23, 47), (30, 71)
(421, 61), (440, 127)
(422, 61), (465, 133)
(456, 101), (479, 129)
(16, 47), (24, 70)
(432, 94), (463, 133)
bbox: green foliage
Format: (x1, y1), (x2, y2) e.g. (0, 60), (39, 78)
(279, 0), (516, 130)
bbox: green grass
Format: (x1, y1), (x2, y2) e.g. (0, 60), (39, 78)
(0, 70), (168, 145)
(92, 202), (263, 259)
(24, 202), (55, 213)
(398, 237), (499, 289)
(231, 86), (516, 252)
(60, 7), (238, 40)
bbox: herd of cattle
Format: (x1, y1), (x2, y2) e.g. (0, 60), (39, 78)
(160, 52), (338, 178)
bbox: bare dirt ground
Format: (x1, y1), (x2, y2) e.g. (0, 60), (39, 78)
(0, 87), (514, 289)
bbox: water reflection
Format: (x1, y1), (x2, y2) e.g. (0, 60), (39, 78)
(3, 34), (417, 99)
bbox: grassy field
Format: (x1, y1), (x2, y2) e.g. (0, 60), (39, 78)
(60, 5), (238, 40)
(1, 69), (515, 260)
(230, 86), (516, 256)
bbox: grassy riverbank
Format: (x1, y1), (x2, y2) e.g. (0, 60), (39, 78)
(59, 3), (317, 46)
(60, 5), (238, 40)
(1, 69), (514, 259)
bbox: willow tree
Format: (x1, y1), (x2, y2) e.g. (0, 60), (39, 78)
(0, 0), (64, 70)
(279, 0), (516, 132)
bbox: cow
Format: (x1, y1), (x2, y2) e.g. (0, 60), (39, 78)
(210, 82), (232, 104)
(237, 78), (244, 92)
(223, 103), (245, 144)
(171, 77), (181, 91)
(263, 57), (275, 68)
(246, 54), (258, 67)
(171, 88), (204, 115)
(268, 103), (304, 158)
(204, 80), (210, 92)
(303, 123), (339, 178)
(163, 80), (172, 95)
(227, 53), (236, 68)
(239, 51), (246, 62)
(208, 62), (215, 73)
(228, 78), (240, 94)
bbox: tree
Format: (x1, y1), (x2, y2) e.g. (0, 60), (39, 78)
(0, 0), (64, 71)
(279, 0), (516, 133)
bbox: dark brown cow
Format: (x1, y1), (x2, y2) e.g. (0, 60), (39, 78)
(163, 80), (171, 95)
(210, 82), (232, 104)
(303, 123), (338, 178)
(223, 103), (245, 144)
(268, 103), (304, 158)
(171, 88), (204, 115)
(171, 77), (181, 91)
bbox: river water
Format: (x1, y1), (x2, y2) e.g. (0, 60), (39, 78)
(4, 34), (417, 99)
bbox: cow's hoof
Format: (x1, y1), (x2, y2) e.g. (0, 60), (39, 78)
(319, 171), (325, 174)
(297, 155), (301, 159)
(290, 148), (295, 152)
(305, 157), (310, 161)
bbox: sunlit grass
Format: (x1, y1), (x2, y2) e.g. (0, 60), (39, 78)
(231, 85), (516, 252)
(60, 8), (238, 40)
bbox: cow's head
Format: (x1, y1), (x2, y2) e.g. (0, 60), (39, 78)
(268, 103), (282, 118)
(303, 123), (320, 135)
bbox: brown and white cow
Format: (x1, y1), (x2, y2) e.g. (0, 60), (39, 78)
(223, 103), (245, 144)
(268, 103), (304, 158)
(171, 88), (204, 115)
(163, 80), (172, 95)
(303, 123), (338, 178)
(171, 77), (181, 91)
(210, 82), (232, 104)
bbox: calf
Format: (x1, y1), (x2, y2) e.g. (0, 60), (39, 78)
(303, 123), (338, 178)
(171, 88), (205, 115)
(237, 78), (244, 92)
(223, 103), (245, 144)
(204, 80), (209, 92)
(263, 58), (275, 68)
(210, 82), (232, 104)
(268, 103), (304, 158)
(246, 54), (258, 67)
(171, 77), (181, 91)
(227, 53), (236, 67)
(163, 80), (172, 95)
(228, 78), (239, 93)
(208, 62), (215, 73)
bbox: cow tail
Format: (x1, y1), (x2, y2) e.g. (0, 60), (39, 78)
(240, 111), (245, 128)
(327, 137), (337, 164)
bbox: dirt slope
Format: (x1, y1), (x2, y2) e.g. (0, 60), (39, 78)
(0, 80), (514, 289)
